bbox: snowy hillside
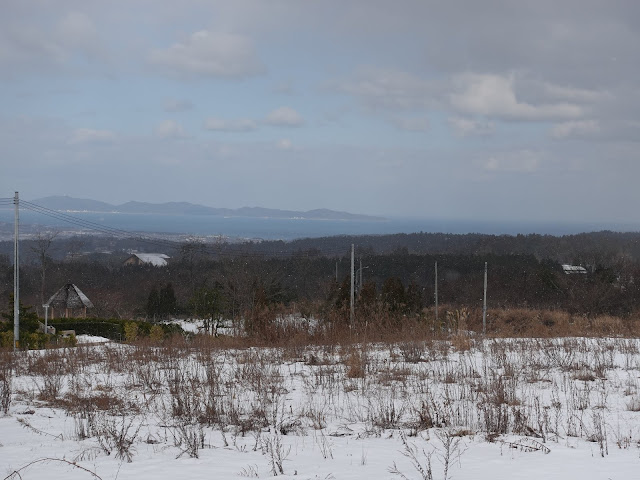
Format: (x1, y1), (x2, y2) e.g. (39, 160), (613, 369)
(2, 337), (640, 479)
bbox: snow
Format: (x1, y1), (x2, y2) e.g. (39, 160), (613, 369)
(73, 287), (94, 308)
(75, 334), (111, 344)
(166, 316), (320, 336)
(46, 284), (94, 309)
(2, 337), (640, 479)
(165, 318), (203, 334)
(562, 264), (588, 274)
(132, 253), (169, 267)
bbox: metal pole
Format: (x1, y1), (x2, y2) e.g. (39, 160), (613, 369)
(434, 261), (438, 325)
(44, 304), (49, 336)
(359, 257), (362, 294)
(482, 261), (488, 335)
(14, 191), (19, 350)
(350, 244), (354, 325)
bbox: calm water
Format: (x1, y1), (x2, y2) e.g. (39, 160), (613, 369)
(1, 210), (639, 240)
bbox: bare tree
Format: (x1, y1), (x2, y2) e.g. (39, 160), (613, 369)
(67, 236), (86, 261)
(180, 241), (207, 293)
(30, 231), (59, 305)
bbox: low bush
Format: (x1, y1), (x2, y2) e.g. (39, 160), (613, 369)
(47, 317), (183, 341)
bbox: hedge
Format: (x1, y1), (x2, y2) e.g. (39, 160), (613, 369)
(46, 317), (183, 341)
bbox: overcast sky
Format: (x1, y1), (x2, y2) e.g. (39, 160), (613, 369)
(1, 1), (639, 222)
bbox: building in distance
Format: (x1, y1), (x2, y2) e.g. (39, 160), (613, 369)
(123, 253), (170, 267)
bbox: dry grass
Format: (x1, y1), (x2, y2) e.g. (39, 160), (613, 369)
(479, 308), (640, 338)
(6, 327), (640, 465)
(450, 334), (473, 352)
(343, 347), (368, 379)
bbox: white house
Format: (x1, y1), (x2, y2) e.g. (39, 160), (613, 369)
(123, 253), (170, 267)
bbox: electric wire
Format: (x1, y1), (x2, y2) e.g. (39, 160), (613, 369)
(15, 200), (350, 259)
(6, 197), (352, 258)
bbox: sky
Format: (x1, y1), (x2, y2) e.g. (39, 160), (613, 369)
(1, 0), (639, 223)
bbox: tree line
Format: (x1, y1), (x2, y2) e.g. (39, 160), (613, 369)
(1, 234), (640, 326)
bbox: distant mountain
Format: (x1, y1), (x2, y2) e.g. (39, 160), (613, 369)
(117, 201), (231, 216)
(29, 196), (385, 221)
(29, 196), (116, 212)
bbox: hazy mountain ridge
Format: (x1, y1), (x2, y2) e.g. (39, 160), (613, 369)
(29, 196), (385, 221)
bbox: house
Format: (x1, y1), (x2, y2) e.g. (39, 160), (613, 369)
(46, 283), (94, 319)
(123, 253), (170, 267)
(561, 264), (588, 275)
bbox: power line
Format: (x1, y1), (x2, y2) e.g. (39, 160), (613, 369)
(21, 200), (166, 238)
(16, 200), (350, 259)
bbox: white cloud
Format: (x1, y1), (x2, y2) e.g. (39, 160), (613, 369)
(390, 116), (430, 132)
(272, 81), (295, 95)
(68, 128), (116, 145)
(542, 83), (609, 103)
(204, 117), (257, 132)
(56, 12), (99, 52)
(451, 73), (584, 121)
(264, 107), (304, 127)
(0, 11), (102, 69)
(155, 120), (187, 139)
(336, 67), (436, 110)
(449, 117), (495, 136)
(551, 120), (600, 139)
(277, 139), (292, 150)
(163, 99), (194, 112)
(149, 30), (265, 78)
(482, 150), (540, 173)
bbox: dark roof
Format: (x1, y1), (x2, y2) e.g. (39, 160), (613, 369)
(46, 283), (94, 309)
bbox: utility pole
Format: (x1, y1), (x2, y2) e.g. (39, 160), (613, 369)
(14, 191), (19, 350)
(335, 261), (338, 283)
(434, 261), (438, 325)
(359, 257), (363, 294)
(43, 303), (49, 336)
(350, 244), (354, 325)
(482, 261), (488, 335)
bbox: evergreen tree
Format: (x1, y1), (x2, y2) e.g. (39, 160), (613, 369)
(159, 283), (177, 318)
(146, 286), (161, 320)
(189, 284), (224, 334)
(382, 277), (406, 312)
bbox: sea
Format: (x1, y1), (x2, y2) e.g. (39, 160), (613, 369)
(1, 209), (639, 241)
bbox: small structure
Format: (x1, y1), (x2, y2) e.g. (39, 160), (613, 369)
(561, 264), (588, 275)
(123, 253), (170, 267)
(37, 322), (56, 335)
(46, 283), (94, 319)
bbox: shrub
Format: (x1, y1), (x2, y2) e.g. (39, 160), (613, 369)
(0, 352), (12, 414)
(149, 324), (165, 343)
(344, 348), (368, 379)
(63, 333), (78, 348)
(20, 332), (47, 350)
(0, 331), (13, 349)
(124, 323), (139, 342)
(450, 334), (472, 352)
(47, 317), (184, 342)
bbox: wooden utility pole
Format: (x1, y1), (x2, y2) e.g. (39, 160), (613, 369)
(434, 261), (438, 325)
(14, 191), (19, 350)
(482, 262), (488, 335)
(44, 304), (49, 336)
(350, 244), (354, 325)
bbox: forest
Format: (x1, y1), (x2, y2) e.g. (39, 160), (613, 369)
(0, 230), (639, 339)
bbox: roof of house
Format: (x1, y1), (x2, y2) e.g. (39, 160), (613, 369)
(46, 283), (94, 309)
(561, 264), (588, 274)
(127, 253), (170, 267)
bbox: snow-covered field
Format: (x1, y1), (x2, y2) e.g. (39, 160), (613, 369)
(2, 336), (640, 479)
(76, 335), (111, 345)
